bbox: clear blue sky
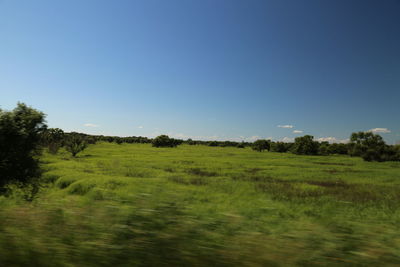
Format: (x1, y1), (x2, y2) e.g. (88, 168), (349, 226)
(1, 0), (399, 143)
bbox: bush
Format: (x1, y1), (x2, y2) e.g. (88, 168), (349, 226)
(318, 142), (330, 156)
(252, 139), (271, 152)
(187, 138), (196, 145)
(236, 142), (245, 148)
(270, 142), (292, 153)
(292, 135), (319, 155)
(328, 143), (349, 155)
(42, 128), (64, 154)
(65, 134), (88, 157)
(0, 103), (46, 191)
(208, 141), (219, 147)
(152, 135), (181, 148)
(349, 132), (387, 162)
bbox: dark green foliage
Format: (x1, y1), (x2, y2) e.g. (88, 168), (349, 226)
(328, 143), (349, 155)
(85, 136), (97, 144)
(68, 134), (150, 144)
(349, 132), (388, 162)
(270, 142), (292, 153)
(292, 135), (319, 155)
(152, 135), (182, 148)
(208, 141), (219, 147)
(186, 138), (196, 145)
(236, 142), (245, 148)
(0, 103), (46, 190)
(318, 142), (330, 156)
(42, 128), (64, 154)
(65, 134), (88, 157)
(252, 139), (271, 152)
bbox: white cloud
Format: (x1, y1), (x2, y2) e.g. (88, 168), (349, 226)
(247, 136), (261, 142)
(138, 126), (143, 129)
(316, 137), (349, 144)
(368, 128), (391, 134)
(83, 123), (99, 128)
(293, 130), (303, 134)
(281, 137), (294, 142)
(278, 125), (294, 129)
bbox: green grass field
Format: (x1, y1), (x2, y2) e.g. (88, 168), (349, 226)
(1, 143), (400, 266)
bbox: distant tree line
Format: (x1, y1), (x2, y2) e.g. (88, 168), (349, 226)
(44, 131), (398, 162)
(2, 103), (400, 196)
(249, 134), (400, 162)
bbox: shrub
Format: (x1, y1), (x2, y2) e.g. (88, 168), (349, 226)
(42, 128), (64, 154)
(318, 142), (330, 156)
(252, 139), (271, 152)
(292, 135), (319, 155)
(208, 141), (219, 147)
(236, 142), (245, 148)
(187, 138), (196, 145)
(0, 103), (46, 191)
(349, 132), (387, 162)
(65, 134), (88, 157)
(152, 135), (181, 148)
(270, 142), (291, 153)
(328, 143), (349, 155)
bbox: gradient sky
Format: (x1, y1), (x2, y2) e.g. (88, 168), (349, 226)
(1, 0), (399, 143)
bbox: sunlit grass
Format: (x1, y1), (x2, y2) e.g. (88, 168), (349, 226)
(1, 142), (400, 266)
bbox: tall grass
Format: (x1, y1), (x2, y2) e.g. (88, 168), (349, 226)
(1, 142), (400, 266)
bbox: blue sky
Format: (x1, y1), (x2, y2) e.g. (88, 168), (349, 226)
(1, 0), (399, 143)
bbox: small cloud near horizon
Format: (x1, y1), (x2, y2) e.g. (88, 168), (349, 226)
(368, 128), (391, 134)
(293, 130), (303, 134)
(278, 125), (294, 129)
(281, 137), (294, 142)
(316, 137), (349, 144)
(83, 123), (99, 128)
(138, 126), (143, 129)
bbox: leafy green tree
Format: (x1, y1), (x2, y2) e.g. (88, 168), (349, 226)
(65, 134), (88, 157)
(292, 135), (319, 155)
(252, 139), (271, 152)
(208, 141), (219, 147)
(318, 142), (330, 156)
(327, 143), (349, 155)
(187, 138), (196, 145)
(236, 142), (245, 148)
(349, 132), (387, 161)
(42, 128), (64, 154)
(152, 135), (181, 148)
(270, 142), (289, 152)
(0, 103), (47, 191)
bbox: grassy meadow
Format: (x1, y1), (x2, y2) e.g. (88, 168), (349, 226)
(1, 142), (400, 266)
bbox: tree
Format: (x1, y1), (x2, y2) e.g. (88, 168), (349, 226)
(292, 135), (319, 155)
(349, 132), (387, 162)
(65, 134), (87, 157)
(270, 142), (291, 153)
(252, 139), (271, 152)
(42, 128), (64, 154)
(187, 138), (196, 145)
(152, 135), (181, 148)
(0, 103), (47, 190)
(236, 142), (245, 148)
(328, 143), (348, 155)
(208, 141), (219, 147)
(318, 142), (330, 156)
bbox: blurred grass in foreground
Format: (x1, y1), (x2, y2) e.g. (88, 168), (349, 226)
(1, 142), (400, 266)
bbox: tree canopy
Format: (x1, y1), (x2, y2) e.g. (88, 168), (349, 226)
(0, 103), (47, 189)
